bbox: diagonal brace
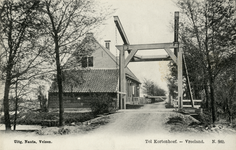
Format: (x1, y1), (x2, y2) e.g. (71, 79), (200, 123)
(164, 48), (177, 64)
(124, 49), (138, 67)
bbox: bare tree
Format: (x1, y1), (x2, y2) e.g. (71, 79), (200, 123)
(0, 0), (45, 130)
(40, 0), (113, 126)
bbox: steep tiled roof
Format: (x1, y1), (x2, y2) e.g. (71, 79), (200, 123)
(49, 69), (118, 93)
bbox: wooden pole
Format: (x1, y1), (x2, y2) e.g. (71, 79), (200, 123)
(183, 54), (194, 107)
(174, 11), (183, 110)
(123, 45), (126, 109)
(117, 79), (120, 109)
(119, 45), (123, 109)
(178, 47), (183, 110)
(119, 44), (126, 109)
(174, 12), (179, 57)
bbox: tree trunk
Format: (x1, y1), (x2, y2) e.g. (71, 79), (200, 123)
(55, 43), (64, 127)
(203, 67), (209, 109)
(193, 84), (198, 99)
(13, 79), (18, 130)
(206, 36), (217, 123)
(39, 95), (42, 110)
(3, 72), (12, 131)
(46, 2), (64, 126)
(204, 2), (216, 123)
(209, 77), (216, 123)
(204, 80), (209, 109)
(13, 96), (18, 130)
(226, 98), (232, 124)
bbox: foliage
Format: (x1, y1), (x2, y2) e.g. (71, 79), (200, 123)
(39, 0), (113, 126)
(63, 112), (93, 124)
(0, 0), (46, 130)
(197, 111), (212, 126)
(0, 0), (46, 86)
(166, 72), (178, 100)
(0, 111), (94, 126)
(58, 127), (70, 135)
(166, 116), (185, 125)
(37, 85), (47, 112)
(126, 104), (143, 109)
(38, 0), (114, 73)
(0, 0), (113, 129)
(142, 78), (166, 96)
(89, 93), (116, 116)
(214, 64), (236, 123)
(169, 0), (236, 123)
(165, 102), (174, 108)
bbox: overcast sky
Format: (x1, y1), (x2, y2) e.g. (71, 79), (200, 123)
(96, 0), (180, 94)
(0, 0), (180, 99)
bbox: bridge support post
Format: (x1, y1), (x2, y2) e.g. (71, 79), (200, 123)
(178, 47), (183, 110)
(123, 45), (126, 109)
(119, 44), (126, 109)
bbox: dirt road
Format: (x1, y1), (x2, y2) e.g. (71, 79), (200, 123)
(90, 101), (175, 136)
(2, 101), (236, 150)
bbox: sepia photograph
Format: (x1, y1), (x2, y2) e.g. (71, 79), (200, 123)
(0, 0), (236, 150)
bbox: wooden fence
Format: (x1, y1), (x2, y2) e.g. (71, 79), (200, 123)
(173, 99), (202, 108)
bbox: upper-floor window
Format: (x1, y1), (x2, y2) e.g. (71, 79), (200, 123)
(82, 56), (93, 68)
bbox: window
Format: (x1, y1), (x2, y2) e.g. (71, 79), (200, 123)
(88, 57), (93, 67)
(82, 56), (93, 67)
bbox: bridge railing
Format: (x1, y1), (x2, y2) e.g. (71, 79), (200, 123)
(126, 97), (132, 104)
(173, 99), (202, 109)
(126, 97), (152, 105)
(128, 97), (147, 105)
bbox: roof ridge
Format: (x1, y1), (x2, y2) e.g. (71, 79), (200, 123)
(89, 68), (118, 70)
(95, 40), (140, 83)
(94, 40), (119, 66)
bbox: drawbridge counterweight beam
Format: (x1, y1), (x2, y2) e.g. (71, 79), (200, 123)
(114, 16), (130, 46)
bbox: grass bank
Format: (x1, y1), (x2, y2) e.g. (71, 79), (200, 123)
(0, 111), (94, 126)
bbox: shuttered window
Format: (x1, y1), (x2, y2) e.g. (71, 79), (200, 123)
(81, 57), (87, 67)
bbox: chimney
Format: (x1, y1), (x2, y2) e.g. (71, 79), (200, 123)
(86, 32), (93, 37)
(105, 40), (111, 50)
